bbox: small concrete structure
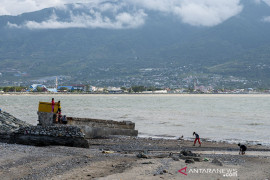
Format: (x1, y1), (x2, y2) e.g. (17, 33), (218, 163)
(37, 100), (138, 139)
(37, 111), (55, 126)
(37, 112), (138, 139)
(67, 117), (135, 129)
(67, 117), (138, 138)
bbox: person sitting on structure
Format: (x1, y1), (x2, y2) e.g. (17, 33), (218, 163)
(61, 115), (67, 124)
(57, 109), (62, 123)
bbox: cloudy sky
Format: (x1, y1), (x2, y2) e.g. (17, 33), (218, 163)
(2, 0), (270, 29)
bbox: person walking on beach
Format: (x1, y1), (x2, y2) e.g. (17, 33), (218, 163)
(193, 132), (201, 147)
(238, 143), (247, 155)
(51, 98), (55, 113)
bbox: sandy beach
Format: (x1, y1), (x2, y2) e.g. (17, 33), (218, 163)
(0, 136), (269, 180)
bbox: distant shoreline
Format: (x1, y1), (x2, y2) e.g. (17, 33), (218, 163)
(1, 92), (270, 97)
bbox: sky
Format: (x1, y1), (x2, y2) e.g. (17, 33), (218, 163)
(1, 0), (270, 29)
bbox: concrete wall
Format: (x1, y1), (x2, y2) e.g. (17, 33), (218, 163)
(66, 117), (138, 138)
(78, 125), (138, 139)
(67, 117), (135, 130)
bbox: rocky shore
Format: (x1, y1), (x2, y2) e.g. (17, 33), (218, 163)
(0, 111), (89, 148)
(0, 110), (270, 179)
(0, 136), (269, 180)
(0, 111), (30, 133)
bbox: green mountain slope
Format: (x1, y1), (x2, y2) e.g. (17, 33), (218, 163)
(0, 0), (270, 88)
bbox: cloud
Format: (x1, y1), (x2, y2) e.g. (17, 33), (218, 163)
(0, 0), (104, 16)
(262, 0), (270, 6)
(4, 0), (244, 29)
(176, 0), (243, 26)
(0, 0), (64, 16)
(262, 16), (270, 22)
(129, 0), (243, 27)
(8, 9), (147, 29)
(254, 0), (270, 5)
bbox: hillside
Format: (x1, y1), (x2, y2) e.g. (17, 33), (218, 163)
(0, 0), (270, 88)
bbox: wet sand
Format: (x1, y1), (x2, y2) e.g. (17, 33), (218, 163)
(0, 136), (270, 180)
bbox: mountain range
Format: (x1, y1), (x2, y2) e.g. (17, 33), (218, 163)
(0, 0), (270, 88)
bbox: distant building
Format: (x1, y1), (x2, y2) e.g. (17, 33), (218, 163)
(107, 87), (123, 93)
(57, 85), (86, 92)
(57, 86), (73, 92)
(71, 85), (86, 91)
(89, 86), (97, 92)
(29, 84), (47, 91)
(153, 90), (167, 94)
(96, 87), (104, 92)
(47, 88), (58, 93)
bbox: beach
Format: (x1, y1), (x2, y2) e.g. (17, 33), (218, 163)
(1, 94), (270, 179)
(0, 136), (270, 180)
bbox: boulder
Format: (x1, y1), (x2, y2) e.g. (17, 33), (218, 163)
(180, 156), (202, 162)
(212, 158), (223, 166)
(171, 156), (180, 161)
(180, 150), (198, 157)
(185, 159), (195, 164)
(137, 152), (149, 159)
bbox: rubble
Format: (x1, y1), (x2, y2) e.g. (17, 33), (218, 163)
(16, 125), (85, 138)
(0, 111), (30, 133)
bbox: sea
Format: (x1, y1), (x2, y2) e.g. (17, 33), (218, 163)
(0, 94), (269, 146)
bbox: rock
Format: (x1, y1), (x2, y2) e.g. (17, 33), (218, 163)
(163, 170), (168, 173)
(141, 161), (153, 164)
(193, 157), (203, 162)
(171, 156), (179, 161)
(180, 156), (193, 160)
(212, 158), (223, 166)
(185, 159), (195, 164)
(102, 150), (114, 154)
(155, 153), (169, 158)
(180, 156), (202, 162)
(180, 150), (198, 157)
(136, 152), (148, 159)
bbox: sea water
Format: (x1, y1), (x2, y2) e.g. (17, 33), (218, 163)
(0, 94), (269, 145)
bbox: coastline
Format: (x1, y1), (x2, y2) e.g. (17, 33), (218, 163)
(1, 94), (270, 146)
(138, 134), (270, 147)
(0, 136), (270, 180)
(1, 92), (270, 97)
